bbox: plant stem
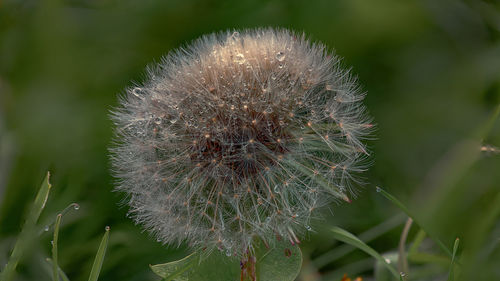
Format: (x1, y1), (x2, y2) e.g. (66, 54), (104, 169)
(240, 250), (257, 281)
(398, 218), (413, 279)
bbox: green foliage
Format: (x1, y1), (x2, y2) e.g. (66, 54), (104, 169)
(0, 172), (52, 281)
(151, 239), (302, 281)
(375, 187), (452, 257)
(330, 226), (400, 280)
(0, 173), (111, 281)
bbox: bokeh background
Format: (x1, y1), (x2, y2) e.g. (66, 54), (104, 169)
(1, 0), (499, 280)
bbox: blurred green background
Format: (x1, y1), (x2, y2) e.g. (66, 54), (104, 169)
(1, 0), (499, 280)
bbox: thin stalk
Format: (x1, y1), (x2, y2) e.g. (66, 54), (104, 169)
(397, 218), (413, 279)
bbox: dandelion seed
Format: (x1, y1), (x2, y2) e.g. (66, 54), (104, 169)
(110, 28), (373, 256)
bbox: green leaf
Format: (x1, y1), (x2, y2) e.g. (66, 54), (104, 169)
(152, 251), (240, 281)
(52, 214), (62, 281)
(184, 252), (240, 281)
(256, 239), (302, 281)
(0, 171), (52, 281)
(88, 226), (110, 281)
(151, 240), (302, 281)
(150, 252), (201, 281)
(447, 238), (460, 281)
(330, 226), (401, 280)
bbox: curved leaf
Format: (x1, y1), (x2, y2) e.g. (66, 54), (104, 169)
(256, 239), (302, 281)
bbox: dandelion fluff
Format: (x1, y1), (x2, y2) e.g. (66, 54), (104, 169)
(110, 28), (373, 255)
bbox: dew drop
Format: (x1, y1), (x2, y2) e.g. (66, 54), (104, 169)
(385, 258), (391, 264)
(306, 225), (312, 231)
(276, 51), (285, 62)
(73, 204), (80, 210)
(400, 272), (406, 277)
(132, 87), (142, 97)
(225, 249), (232, 256)
(376, 187), (381, 193)
(44, 225), (50, 232)
(105, 226), (111, 231)
(169, 119), (178, 124)
(154, 117), (162, 125)
(50, 240), (54, 246)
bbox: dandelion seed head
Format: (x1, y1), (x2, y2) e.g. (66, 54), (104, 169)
(110, 28), (373, 255)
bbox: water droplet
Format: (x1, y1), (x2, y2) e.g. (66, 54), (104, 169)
(50, 240), (54, 246)
(169, 119), (178, 124)
(376, 187), (381, 193)
(105, 226), (111, 231)
(276, 51), (285, 62)
(225, 249), (232, 256)
(234, 53), (245, 65)
(385, 258), (391, 264)
(44, 225), (50, 232)
(73, 204), (80, 210)
(153, 117), (162, 125)
(306, 225), (312, 231)
(278, 64), (284, 69)
(132, 87), (143, 97)
(400, 272), (406, 277)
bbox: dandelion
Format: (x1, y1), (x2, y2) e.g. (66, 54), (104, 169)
(110, 28), (373, 256)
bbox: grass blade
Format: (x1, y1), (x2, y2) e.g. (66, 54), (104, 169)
(376, 186), (453, 258)
(52, 214), (62, 281)
(0, 171), (52, 281)
(447, 238), (459, 281)
(313, 214), (406, 268)
(46, 258), (70, 281)
(330, 226), (401, 280)
(88, 226), (110, 281)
